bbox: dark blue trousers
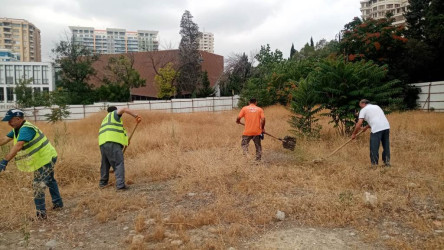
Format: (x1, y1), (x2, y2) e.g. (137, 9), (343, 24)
(33, 157), (63, 213)
(370, 129), (390, 165)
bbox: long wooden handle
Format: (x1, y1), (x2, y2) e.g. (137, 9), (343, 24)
(237, 122), (282, 141)
(123, 122), (140, 154)
(325, 130), (365, 158)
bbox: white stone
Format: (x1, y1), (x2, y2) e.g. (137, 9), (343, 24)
(38, 229), (46, 233)
(45, 239), (57, 249)
(275, 210), (285, 221)
(363, 192), (378, 207)
(171, 240), (183, 246)
(132, 235), (144, 245)
(187, 192), (196, 197)
(123, 226), (129, 230)
(144, 219), (155, 225)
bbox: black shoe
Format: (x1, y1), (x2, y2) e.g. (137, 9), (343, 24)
(52, 203), (63, 210)
(116, 185), (129, 191)
(36, 211), (47, 220)
(384, 163), (391, 167)
(99, 182), (109, 189)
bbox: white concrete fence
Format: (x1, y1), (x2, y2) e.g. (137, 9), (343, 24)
(0, 96), (240, 122)
(410, 81), (444, 112)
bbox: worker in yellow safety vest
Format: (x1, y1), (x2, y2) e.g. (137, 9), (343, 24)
(98, 106), (141, 190)
(0, 109), (63, 220)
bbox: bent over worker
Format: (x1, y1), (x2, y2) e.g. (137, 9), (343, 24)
(351, 99), (391, 167)
(0, 109), (63, 220)
(236, 98), (265, 161)
(98, 106), (141, 190)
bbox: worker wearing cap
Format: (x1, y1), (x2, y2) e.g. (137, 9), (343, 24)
(98, 106), (141, 190)
(0, 109), (63, 220)
(236, 98), (266, 161)
(351, 99), (391, 167)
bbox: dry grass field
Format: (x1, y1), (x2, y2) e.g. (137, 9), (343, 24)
(0, 105), (443, 249)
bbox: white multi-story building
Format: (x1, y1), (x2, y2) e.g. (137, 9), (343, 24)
(69, 26), (159, 54)
(198, 32), (214, 53)
(0, 62), (55, 109)
(360, 0), (409, 26)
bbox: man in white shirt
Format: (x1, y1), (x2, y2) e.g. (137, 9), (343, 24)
(351, 99), (391, 167)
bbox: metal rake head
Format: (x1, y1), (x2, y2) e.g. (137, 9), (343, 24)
(282, 136), (296, 151)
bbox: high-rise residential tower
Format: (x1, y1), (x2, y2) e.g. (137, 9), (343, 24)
(0, 18), (41, 62)
(360, 0), (409, 26)
(69, 26), (158, 54)
(198, 32), (214, 53)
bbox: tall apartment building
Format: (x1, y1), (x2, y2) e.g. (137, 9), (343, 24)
(198, 32), (214, 53)
(0, 18), (41, 62)
(360, 0), (409, 26)
(69, 26), (159, 54)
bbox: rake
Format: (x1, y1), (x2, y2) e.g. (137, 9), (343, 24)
(238, 122), (296, 151)
(123, 122), (140, 154)
(313, 130), (365, 163)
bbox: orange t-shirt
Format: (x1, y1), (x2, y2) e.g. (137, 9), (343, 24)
(238, 104), (265, 136)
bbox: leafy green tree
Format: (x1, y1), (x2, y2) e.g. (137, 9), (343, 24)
(196, 71), (214, 97)
(102, 54), (145, 101)
(177, 10), (202, 96)
(289, 78), (322, 138)
(340, 16), (407, 72)
(52, 37), (98, 104)
(312, 57), (403, 135)
(15, 78), (50, 108)
(96, 82), (131, 102)
(404, 0), (444, 82)
(45, 89), (71, 123)
(154, 62), (178, 99)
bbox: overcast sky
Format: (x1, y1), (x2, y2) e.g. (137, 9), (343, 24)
(1, 0), (361, 62)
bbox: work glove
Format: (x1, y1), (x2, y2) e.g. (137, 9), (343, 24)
(0, 159), (8, 172)
(260, 133), (264, 140)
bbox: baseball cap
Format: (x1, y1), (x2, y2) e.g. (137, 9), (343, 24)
(2, 109), (25, 121)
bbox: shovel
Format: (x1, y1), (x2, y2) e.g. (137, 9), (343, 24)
(238, 122), (296, 151)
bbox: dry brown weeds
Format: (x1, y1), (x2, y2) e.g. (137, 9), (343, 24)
(0, 106), (443, 249)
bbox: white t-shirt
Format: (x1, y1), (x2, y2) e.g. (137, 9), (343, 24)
(358, 104), (390, 133)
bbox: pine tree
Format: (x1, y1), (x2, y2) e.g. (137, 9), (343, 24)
(310, 37), (314, 47)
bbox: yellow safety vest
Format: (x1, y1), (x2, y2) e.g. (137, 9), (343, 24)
(13, 121), (58, 172)
(98, 111), (128, 146)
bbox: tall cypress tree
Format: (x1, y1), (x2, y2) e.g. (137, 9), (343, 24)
(310, 37), (314, 47)
(290, 43), (296, 58)
(177, 10), (202, 96)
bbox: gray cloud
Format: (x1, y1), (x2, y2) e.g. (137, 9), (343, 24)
(0, 0), (361, 61)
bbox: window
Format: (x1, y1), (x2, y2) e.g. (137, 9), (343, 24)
(42, 66), (49, 84)
(33, 87), (41, 93)
(15, 65), (23, 83)
(43, 87), (49, 92)
(6, 87), (14, 102)
(24, 65), (32, 80)
(5, 65), (13, 84)
(0, 87), (4, 101)
(0, 66), (4, 84)
(33, 66), (41, 84)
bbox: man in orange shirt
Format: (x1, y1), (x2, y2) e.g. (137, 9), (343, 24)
(236, 98), (266, 161)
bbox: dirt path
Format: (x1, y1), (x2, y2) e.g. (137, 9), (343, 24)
(0, 181), (381, 249)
